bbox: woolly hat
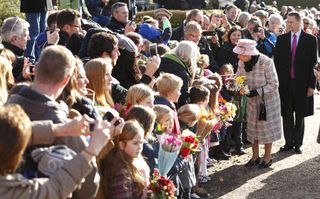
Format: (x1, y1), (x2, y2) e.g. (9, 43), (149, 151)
(154, 8), (173, 20)
(233, 39), (259, 56)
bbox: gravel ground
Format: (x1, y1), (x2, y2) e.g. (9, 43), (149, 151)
(202, 93), (320, 199)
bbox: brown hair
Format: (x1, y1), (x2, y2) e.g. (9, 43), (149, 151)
(85, 58), (114, 107)
(100, 120), (146, 198)
(0, 56), (14, 104)
(189, 85), (210, 104)
(126, 105), (156, 138)
(0, 105), (32, 175)
(35, 45), (75, 85)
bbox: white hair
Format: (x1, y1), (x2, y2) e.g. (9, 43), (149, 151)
(268, 14), (284, 25)
(173, 40), (200, 80)
(0, 17), (29, 42)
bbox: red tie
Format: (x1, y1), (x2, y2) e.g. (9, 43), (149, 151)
(290, 34), (297, 79)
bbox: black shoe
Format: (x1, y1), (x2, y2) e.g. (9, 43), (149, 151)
(279, 145), (294, 152)
(259, 159), (273, 168)
(294, 147), (302, 154)
(245, 158), (260, 167)
(235, 149), (246, 155)
(217, 151), (231, 160)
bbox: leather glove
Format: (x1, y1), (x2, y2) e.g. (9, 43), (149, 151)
(247, 90), (259, 98)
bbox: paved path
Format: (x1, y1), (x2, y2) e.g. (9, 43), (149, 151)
(203, 92), (320, 199)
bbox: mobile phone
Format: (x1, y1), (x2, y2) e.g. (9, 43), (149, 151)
(149, 44), (158, 56)
(103, 111), (120, 126)
(89, 122), (95, 131)
(202, 30), (217, 37)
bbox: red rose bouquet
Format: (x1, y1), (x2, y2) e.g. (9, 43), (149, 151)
(180, 129), (200, 158)
(148, 168), (177, 199)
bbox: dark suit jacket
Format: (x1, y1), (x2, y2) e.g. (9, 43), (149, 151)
(274, 31), (317, 117)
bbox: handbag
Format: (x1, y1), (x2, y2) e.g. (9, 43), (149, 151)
(259, 87), (267, 121)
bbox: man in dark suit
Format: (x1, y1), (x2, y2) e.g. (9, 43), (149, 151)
(274, 11), (317, 154)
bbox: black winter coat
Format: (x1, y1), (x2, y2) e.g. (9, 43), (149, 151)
(156, 54), (190, 108)
(20, 0), (53, 13)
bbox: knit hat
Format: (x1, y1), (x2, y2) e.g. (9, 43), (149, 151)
(154, 8), (173, 20)
(233, 39), (259, 56)
(31, 145), (77, 177)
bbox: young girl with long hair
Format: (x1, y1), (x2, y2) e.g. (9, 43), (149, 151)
(85, 57), (114, 115)
(99, 120), (149, 199)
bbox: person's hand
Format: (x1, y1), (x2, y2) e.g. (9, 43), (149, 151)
(110, 117), (124, 138)
(53, 115), (94, 137)
(247, 90), (259, 98)
(307, 88), (314, 97)
(47, 28), (60, 45)
(22, 57), (33, 79)
(210, 34), (219, 44)
(144, 55), (161, 78)
(257, 27), (266, 40)
(125, 21), (136, 34)
(85, 120), (112, 156)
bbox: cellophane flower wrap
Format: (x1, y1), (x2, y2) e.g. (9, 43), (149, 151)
(224, 75), (248, 122)
(196, 108), (219, 141)
(215, 96), (237, 129)
(196, 54), (210, 76)
(158, 134), (182, 176)
(148, 168), (177, 199)
(180, 129), (200, 158)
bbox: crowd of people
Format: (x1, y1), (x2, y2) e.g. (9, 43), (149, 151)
(0, 0), (319, 198)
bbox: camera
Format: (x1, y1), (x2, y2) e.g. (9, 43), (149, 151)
(202, 30), (217, 37)
(103, 111), (120, 126)
(149, 43), (158, 56)
(253, 25), (261, 33)
(29, 65), (34, 73)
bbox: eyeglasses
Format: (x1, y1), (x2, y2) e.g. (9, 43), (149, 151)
(68, 24), (81, 29)
(303, 22), (310, 25)
(9, 16), (19, 37)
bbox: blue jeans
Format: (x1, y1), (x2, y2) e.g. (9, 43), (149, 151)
(25, 12), (47, 63)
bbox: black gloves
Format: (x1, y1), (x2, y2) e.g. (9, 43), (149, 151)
(247, 90), (259, 98)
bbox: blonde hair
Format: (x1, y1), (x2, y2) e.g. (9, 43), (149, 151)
(125, 83), (154, 106)
(100, 120), (146, 198)
(153, 104), (172, 123)
(156, 73), (183, 97)
(177, 104), (200, 126)
(85, 58), (114, 107)
(0, 56), (13, 104)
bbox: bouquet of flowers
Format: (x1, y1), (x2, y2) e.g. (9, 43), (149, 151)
(196, 108), (219, 141)
(148, 168), (177, 199)
(180, 129), (200, 158)
(225, 75), (250, 96)
(216, 100), (237, 128)
(158, 134), (182, 176)
(224, 75), (249, 122)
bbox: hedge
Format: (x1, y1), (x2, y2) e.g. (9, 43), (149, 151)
(0, 0), (23, 27)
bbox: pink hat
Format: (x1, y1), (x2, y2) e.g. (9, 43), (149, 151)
(233, 39), (259, 56)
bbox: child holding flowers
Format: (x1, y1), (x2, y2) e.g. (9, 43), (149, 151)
(220, 64), (246, 155)
(99, 120), (150, 199)
(189, 85), (215, 184)
(153, 104), (174, 135)
(177, 104), (201, 198)
(154, 73), (183, 135)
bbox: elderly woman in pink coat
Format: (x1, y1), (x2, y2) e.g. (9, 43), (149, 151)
(233, 39), (282, 168)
